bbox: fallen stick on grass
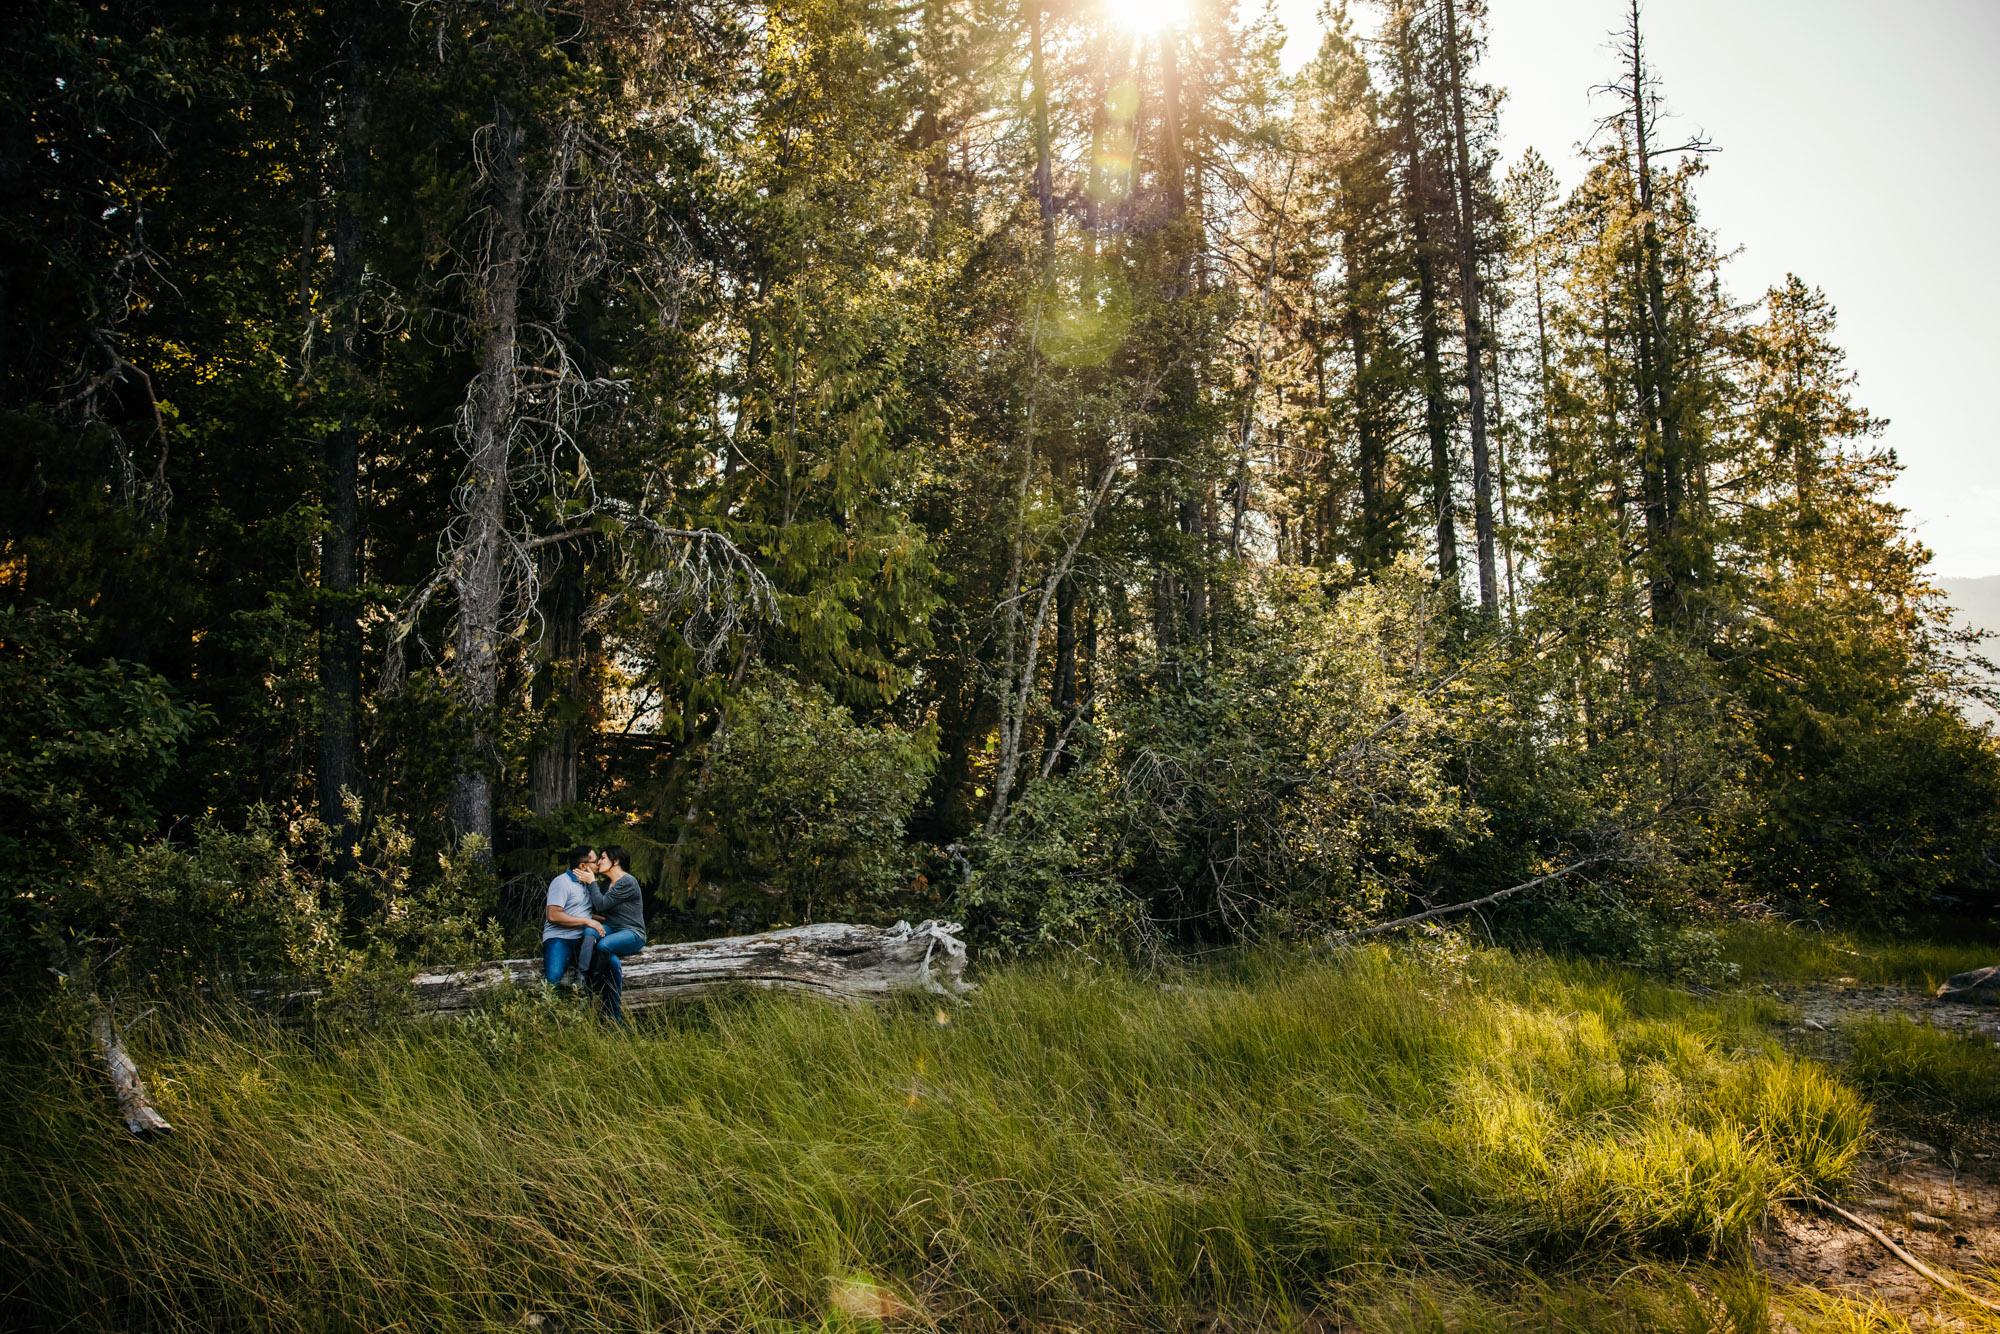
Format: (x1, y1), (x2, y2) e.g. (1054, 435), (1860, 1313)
(1322, 858), (1617, 947)
(1783, 1195), (2000, 1315)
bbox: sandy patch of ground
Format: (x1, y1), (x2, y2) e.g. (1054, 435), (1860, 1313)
(1759, 1145), (2000, 1330)
(1771, 978), (2000, 1043)
(1755, 979), (2000, 1329)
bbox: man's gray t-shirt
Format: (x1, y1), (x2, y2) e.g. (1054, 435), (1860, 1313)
(542, 870), (594, 943)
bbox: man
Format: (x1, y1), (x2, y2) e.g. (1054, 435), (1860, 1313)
(542, 845), (605, 986)
(582, 846), (646, 1022)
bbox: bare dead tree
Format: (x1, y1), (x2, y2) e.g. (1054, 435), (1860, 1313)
(385, 86), (775, 847)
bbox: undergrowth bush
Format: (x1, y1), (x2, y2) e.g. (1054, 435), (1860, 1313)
(1527, 898), (1741, 985)
(691, 673), (937, 927)
(30, 802), (499, 1015)
(0, 945), (1867, 1332)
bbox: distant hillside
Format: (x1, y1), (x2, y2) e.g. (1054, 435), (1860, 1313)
(1941, 576), (2000, 637)
(1939, 576), (2000, 727)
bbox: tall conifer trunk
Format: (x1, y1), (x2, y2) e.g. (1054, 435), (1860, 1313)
(1342, 226), (1389, 573)
(1391, 16), (1457, 598)
(317, 7), (369, 855)
(1624, 1), (1685, 626)
(1440, 0), (1497, 615)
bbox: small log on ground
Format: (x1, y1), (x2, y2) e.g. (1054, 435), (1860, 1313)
(408, 919), (974, 1015)
(92, 1009), (173, 1137)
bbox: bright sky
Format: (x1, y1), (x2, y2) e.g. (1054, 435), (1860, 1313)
(1269, 0), (2000, 577)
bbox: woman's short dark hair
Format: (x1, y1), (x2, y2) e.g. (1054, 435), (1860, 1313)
(568, 844), (596, 869)
(602, 846), (632, 874)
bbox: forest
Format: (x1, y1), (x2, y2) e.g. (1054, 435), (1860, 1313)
(3, 0), (2000, 1328)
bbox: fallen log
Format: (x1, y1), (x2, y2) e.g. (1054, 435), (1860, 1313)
(92, 1008), (173, 1137)
(408, 919), (974, 1015)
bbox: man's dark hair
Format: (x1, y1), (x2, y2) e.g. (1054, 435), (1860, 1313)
(602, 846), (632, 874)
(568, 844), (596, 870)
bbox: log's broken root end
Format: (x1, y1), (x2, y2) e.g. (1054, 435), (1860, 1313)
(92, 1010), (174, 1138)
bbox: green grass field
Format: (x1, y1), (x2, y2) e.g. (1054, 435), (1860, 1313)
(1717, 919), (2000, 990)
(11, 936), (1961, 1332)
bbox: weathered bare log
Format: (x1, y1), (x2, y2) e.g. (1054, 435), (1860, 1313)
(408, 919), (974, 1015)
(92, 1009), (173, 1137)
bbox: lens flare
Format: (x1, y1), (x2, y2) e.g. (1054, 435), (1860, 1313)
(1104, 0), (1188, 35)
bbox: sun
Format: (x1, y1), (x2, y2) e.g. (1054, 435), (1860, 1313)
(1103, 0), (1188, 35)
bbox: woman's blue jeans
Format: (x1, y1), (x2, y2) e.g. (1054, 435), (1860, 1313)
(582, 929), (644, 1021)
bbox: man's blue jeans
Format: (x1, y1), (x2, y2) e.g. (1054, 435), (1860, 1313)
(542, 935), (583, 986)
(584, 929), (644, 1021)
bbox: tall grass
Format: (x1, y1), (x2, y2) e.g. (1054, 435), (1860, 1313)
(0, 946), (1867, 1332)
(1719, 920), (2000, 990)
(1846, 1015), (2000, 1116)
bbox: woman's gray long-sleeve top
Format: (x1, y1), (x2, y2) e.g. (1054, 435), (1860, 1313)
(589, 873), (646, 944)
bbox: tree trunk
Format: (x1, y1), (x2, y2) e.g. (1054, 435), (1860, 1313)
(406, 920), (974, 1013)
(529, 554), (586, 818)
(1342, 227), (1389, 573)
(1527, 179), (1557, 503)
(1160, 31), (1187, 227)
(448, 101), (529, 847)
(1392, 22), (1457, 598)
(1027, 0), (1055, 254)
(1043, 573), (1076, 773)
(1485, 278), (1517, 621)
(1625, 0), (1685, 627)
(318, 9), (370, 856)
(1440, 0), (1497, 616)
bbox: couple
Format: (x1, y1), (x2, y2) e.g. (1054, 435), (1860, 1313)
(542, 845), (645, 1021)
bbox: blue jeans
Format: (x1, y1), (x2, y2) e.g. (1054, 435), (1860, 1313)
(542, 935), (584, 986)
(584, 929), (644, 1021)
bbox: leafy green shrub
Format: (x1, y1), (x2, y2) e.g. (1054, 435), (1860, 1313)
(1730, 704), (2000, 923)
(1085, 560), (1484, 946)
(1525, 898), (1741, 984)
(53, 815), (342, 994)
(0, 604), (198, 983)
(39, 803), (500, 1010)
(958, 764), (1143, 955)
(693, 673), (936, 925)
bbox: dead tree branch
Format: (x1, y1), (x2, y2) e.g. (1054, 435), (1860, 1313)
(1322, 857), (1624, 946)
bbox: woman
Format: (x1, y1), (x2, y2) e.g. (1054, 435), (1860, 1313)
(581, 846), (645, 1021)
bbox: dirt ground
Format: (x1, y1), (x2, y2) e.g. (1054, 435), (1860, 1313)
(1755, 980), (2000, 1330)
(1772, 980), (2000, 1043)
(1757, 1146), (2000, 1330)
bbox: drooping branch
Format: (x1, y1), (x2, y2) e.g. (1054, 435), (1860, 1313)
(1322, 858), (1622, 945)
